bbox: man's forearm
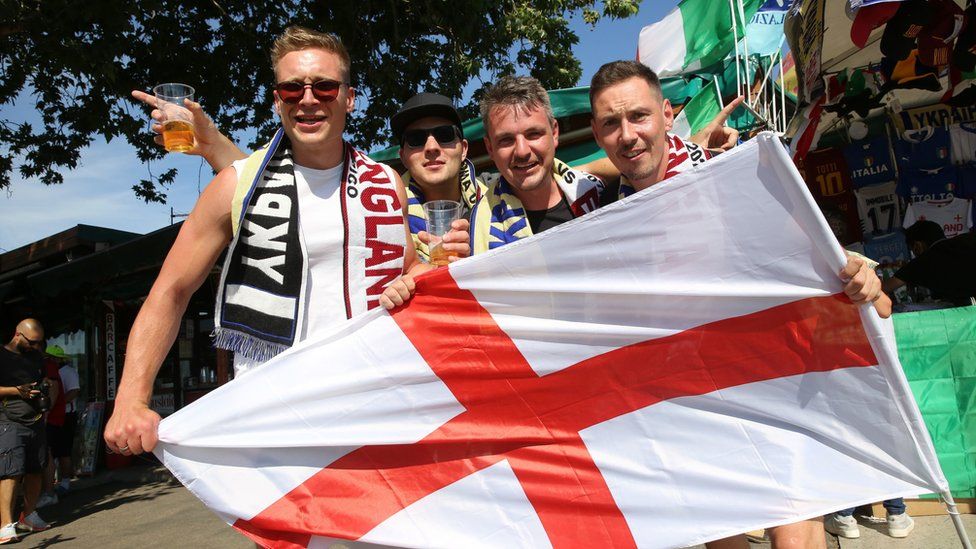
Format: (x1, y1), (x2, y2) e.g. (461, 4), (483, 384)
(206, 133), (248, 173)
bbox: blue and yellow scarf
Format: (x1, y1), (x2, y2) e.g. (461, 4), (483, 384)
(471, 158), (604, 254)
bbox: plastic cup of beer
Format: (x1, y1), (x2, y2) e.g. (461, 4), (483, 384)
(153, 83), (195, 153)
(422, 200), (462, 267)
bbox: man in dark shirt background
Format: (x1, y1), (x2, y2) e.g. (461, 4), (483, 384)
(884, 221), (976, 306)
(0, 319), (52, 543)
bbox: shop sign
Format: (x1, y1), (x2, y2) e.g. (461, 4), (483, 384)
(106, 312), (117, 401)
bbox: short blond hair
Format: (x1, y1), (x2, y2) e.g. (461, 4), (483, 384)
(480, 76), (555, 133)
(270, 26), (351, 82)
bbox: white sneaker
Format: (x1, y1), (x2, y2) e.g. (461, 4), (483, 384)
(824, 513), (860, 539)
(36, 491), (58, 509)
(0, 523), (19, 544)
(887, 512), (915, 538)
(16, 510), (50, 532)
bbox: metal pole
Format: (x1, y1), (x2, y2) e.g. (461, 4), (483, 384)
(737, 0), (752, 107)
(729, 0), (742, 100)
(943, 491), (974, 549)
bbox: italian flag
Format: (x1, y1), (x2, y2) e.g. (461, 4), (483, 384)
(155, 134), (948, 549)
(639, 0), (763, 77)
(672, 80), (723, 139)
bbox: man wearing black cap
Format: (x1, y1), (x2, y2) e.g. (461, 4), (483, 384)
(390, 93), (481, 262)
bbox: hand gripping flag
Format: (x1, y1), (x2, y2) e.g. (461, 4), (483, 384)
(155, 133), (949, 549)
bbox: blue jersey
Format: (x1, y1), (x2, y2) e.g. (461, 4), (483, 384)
(863, 231), (911, 268)
(896, 165), (960, 203)
(843, 136), (896, 188)
(894, 126), (951, 172)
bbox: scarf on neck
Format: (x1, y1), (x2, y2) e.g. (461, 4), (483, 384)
(470, 158), (604, 254)
(619, 133), (712, 200)
(214, 128), (406, 362)
(404, 159), (479, 262)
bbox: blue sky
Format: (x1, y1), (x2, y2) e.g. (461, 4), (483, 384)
(0, 1), (676, 252)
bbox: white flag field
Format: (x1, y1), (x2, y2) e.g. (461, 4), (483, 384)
(155, 133), (950, 549)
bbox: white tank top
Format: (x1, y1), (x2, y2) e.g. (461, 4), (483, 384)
(230, 159), (348, 376)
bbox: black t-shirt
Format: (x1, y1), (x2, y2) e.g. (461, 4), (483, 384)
(0, 347), (44, 424)
(526, 198), (575, 234)
(895, 233), (976, 303)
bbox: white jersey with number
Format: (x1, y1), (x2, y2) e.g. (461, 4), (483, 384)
(855, 182), (900, 237)
(903, 197), (973, 238)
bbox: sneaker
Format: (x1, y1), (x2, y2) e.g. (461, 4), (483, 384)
(824, 513), (861, 539)
(36, 491), (58, 509)
(16, 510), (50, 532)
(0, 523), (18, 544)
(887, 512), (915, 538)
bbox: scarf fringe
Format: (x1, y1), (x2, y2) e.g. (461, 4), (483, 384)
(212, 327), (289, 364)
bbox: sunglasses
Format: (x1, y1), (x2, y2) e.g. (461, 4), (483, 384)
(17, 332), (43, 348)
(275, 79), (345, 104)
(402, 125), (461, 148)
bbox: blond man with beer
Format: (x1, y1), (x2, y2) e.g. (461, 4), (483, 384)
(105, 26), (470, 456)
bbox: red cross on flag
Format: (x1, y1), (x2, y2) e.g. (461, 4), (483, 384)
(155, 134), (948, 549)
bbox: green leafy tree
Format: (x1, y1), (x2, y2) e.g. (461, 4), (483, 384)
(0, 0), (639, 202)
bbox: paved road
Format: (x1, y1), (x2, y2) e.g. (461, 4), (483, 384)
(15, 463), (976, 548)
(21, 472), (250, 548)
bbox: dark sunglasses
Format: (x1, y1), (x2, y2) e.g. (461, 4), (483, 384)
(275, 79), (345, 104)
(17, 332), (42, 347)
(402, 125), (461, 148)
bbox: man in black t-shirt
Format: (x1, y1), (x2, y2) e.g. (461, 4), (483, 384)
(0, 319), (52, 543)
(885, 221), (976, 305)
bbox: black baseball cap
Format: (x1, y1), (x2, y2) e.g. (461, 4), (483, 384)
(390, 93), (463, 143)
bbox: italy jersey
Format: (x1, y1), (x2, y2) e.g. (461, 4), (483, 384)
(903, 197), (973, 238)
(855, 181), (901, 237)
(950, 122), (976, 165)
(896, 165), (960, 203)
(863, 231), (911, 268)
(843, 135), (896, 188)
(894, 126), (951, 171)
(802, 148), (861, 244)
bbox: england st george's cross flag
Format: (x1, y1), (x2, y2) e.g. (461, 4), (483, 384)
(154, 133), (948, 549)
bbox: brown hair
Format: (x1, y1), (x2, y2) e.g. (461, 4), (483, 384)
(479, 76), (555, 132)
(270, 26), (351, 82)
(589, 60), (663, 107)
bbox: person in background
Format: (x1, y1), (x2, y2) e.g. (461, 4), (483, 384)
(883, 220), (976, 306)
(37, 345), (79, 508)
(0, 319), (53, 543)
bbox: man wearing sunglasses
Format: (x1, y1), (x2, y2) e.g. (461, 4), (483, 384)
(389, 93), (481, 262)
(0, 319), (53, 542)
(106, 26), (465, 457)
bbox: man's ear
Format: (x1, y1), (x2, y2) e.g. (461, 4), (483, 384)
(460, 138), (469, 161)
(345, 86), (357, 113)
(663, 99), (674, 131)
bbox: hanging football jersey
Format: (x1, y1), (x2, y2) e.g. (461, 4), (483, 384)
(903, 197), (973, 238)
(894, 126), (951, 171)
(856, 181), (901, 237)
(803, 148), (862, 244)
(843, 135), (896, 188)
(863, 231), (912, 268)
(897, 165), (960, 203)
(949, 122), (976, 164)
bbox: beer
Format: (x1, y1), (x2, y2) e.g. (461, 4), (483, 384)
(162, 119), (195, 152)
(428, 242), (451, 267)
